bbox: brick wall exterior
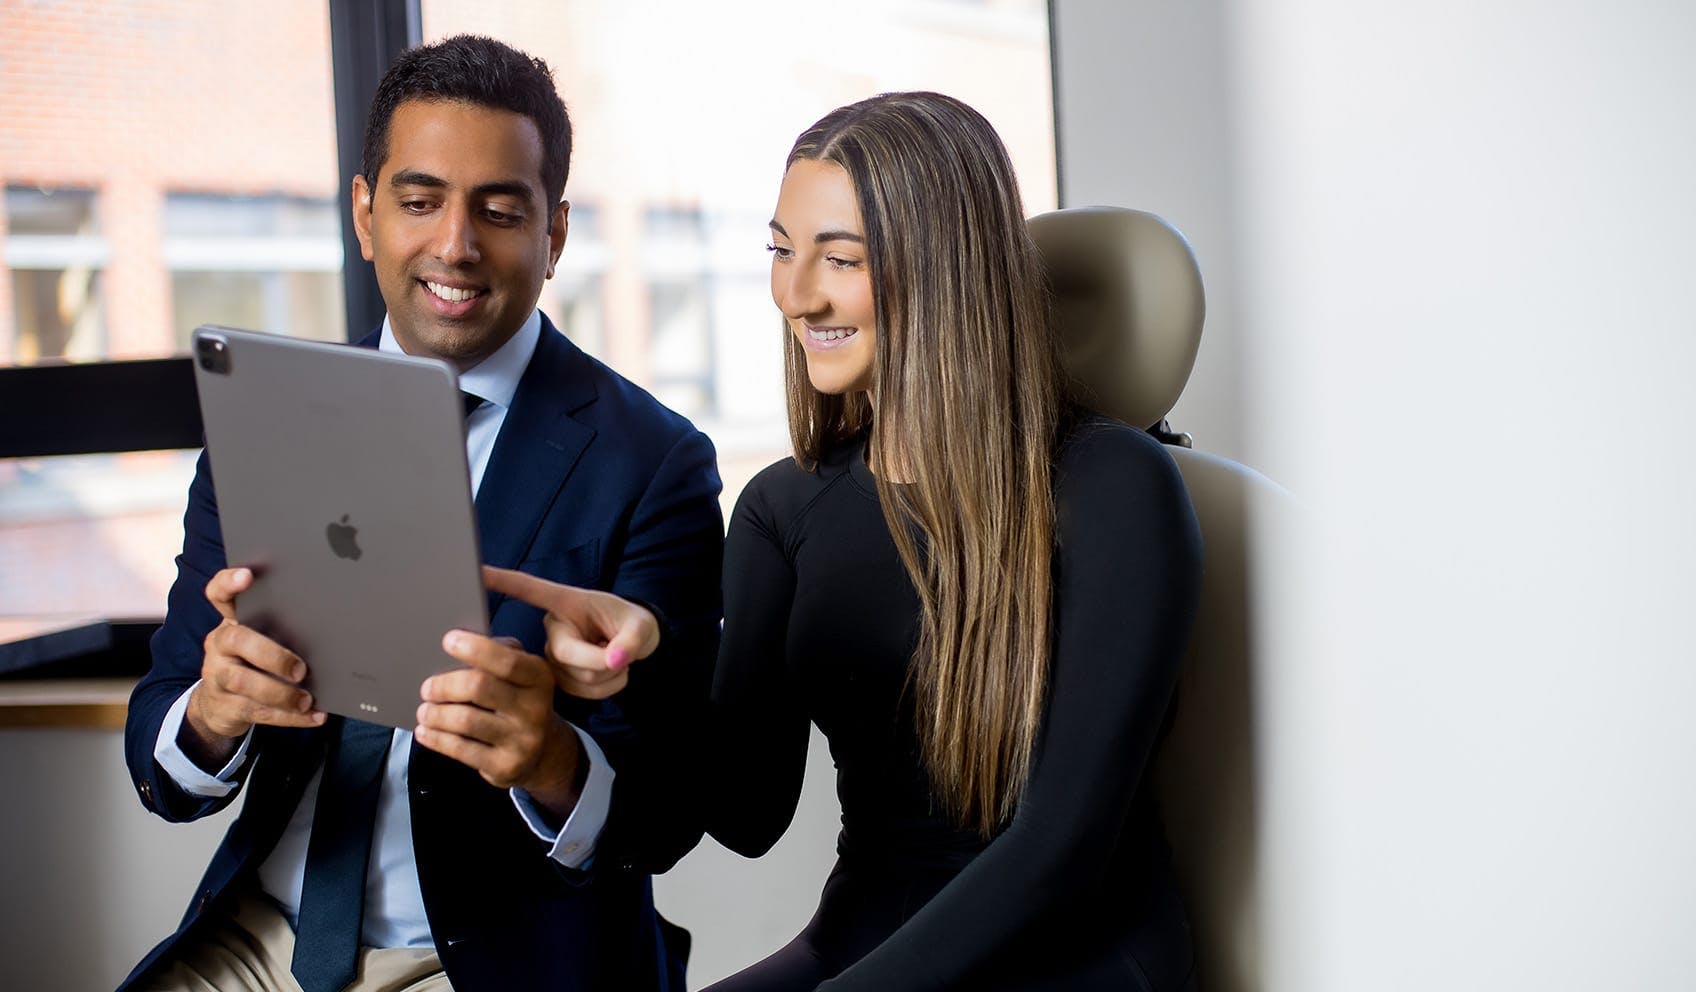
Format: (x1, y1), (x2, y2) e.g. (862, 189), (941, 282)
(1, 0), (337, 360)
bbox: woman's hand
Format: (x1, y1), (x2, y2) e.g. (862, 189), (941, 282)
(481, 565), (661, 699)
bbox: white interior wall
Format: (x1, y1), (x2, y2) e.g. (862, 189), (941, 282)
(0, 729), (234, 992)
(1050, 0), (1244, 460)
(1056, 1), (1696, 988)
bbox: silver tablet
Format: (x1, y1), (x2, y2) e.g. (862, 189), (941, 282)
(190, 325), (487, 728)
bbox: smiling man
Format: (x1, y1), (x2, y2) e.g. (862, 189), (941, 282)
(356, 99), (561, 370)
(120, 36), (722, 992)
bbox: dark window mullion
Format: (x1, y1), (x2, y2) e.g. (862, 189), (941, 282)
(328, 0), (421, 341)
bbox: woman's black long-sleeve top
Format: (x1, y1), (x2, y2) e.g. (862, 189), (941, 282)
(709, 416), (1204, 991)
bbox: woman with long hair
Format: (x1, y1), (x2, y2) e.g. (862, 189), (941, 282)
(491, 91), (1202, 990)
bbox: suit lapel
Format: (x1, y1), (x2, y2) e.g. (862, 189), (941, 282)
(475, 315), (598, 590)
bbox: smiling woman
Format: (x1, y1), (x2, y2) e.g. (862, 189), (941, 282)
(501, 90), (1202, 992)
(767, 159), (878, 397)
(696, 93), (1194, 992)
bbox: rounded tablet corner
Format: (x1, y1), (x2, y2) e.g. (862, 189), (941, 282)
(430, 358), (463, 391)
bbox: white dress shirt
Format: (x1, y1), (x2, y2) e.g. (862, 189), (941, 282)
(153, 310), (614, 948)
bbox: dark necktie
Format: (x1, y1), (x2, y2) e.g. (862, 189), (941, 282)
(461, 390), (485, 420)
(291, 716), (392, 992)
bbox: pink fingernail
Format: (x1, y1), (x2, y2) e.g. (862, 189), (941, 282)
(607, 646), (629, 671)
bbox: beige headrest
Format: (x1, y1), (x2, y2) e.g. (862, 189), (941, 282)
(1029, 207), (1205, 430)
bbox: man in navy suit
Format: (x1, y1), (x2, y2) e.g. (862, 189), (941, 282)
(119, 35), (721, 992)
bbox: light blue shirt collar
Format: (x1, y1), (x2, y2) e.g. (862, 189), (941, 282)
(376, 309), (541, 412)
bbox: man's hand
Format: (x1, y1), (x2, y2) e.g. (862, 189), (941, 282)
(414, 630), (584, 822)
(181, 567), (327, 769)
(481, 565), (660, 701)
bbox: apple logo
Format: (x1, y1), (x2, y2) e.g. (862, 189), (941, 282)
(326, 514), (362, 560)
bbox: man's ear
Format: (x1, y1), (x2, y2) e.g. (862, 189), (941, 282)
(351, 175), (376, 262)
(545, 199), (569, 279)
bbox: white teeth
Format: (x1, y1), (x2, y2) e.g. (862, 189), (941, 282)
(808, 327), (856, 341)
(425, 281), (481, 303)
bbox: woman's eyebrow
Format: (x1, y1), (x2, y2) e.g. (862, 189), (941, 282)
(767, 219), (864, 244)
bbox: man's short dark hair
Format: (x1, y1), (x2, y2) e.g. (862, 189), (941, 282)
(361, 35), (572, 206)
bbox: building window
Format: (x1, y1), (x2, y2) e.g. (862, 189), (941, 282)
(4, 187), (108, 364)
(649, 277), (715, 417)
(642, 207), (715, 418)
(544, 202), (609, 358)
(164, 193), (345, 346)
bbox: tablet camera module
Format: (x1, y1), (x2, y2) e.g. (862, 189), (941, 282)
(196, 334), (231, 375)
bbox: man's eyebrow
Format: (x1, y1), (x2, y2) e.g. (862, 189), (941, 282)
(388, 171), (540, 207)
(471, 180), (540, 206)
(767, 219), (864, 244)
(388, 169), (447, 189)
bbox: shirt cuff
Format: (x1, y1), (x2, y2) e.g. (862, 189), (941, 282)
(153, 682), (253, 797)
(509, 723), (615, 870)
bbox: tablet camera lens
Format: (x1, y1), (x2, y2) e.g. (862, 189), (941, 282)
(197, 336), (230, 374)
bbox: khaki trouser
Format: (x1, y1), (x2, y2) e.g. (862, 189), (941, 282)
(136, 894), (451, 992)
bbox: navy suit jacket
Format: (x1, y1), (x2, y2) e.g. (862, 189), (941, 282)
(120, 316), (723, 991)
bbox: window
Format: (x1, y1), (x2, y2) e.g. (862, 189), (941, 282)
(0, 2), (340, 619)
(544, 202), (608, 358)
(165, 193), (345, 346)
(643, 208), (715, 416)
(4, 187), (108, 364)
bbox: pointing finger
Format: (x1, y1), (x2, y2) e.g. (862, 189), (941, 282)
(482, 565), (582, 614)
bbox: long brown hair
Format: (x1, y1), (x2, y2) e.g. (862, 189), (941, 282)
(783, 92), (1063, 835)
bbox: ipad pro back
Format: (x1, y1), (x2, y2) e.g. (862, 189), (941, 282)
(191, 325), (487, 728)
